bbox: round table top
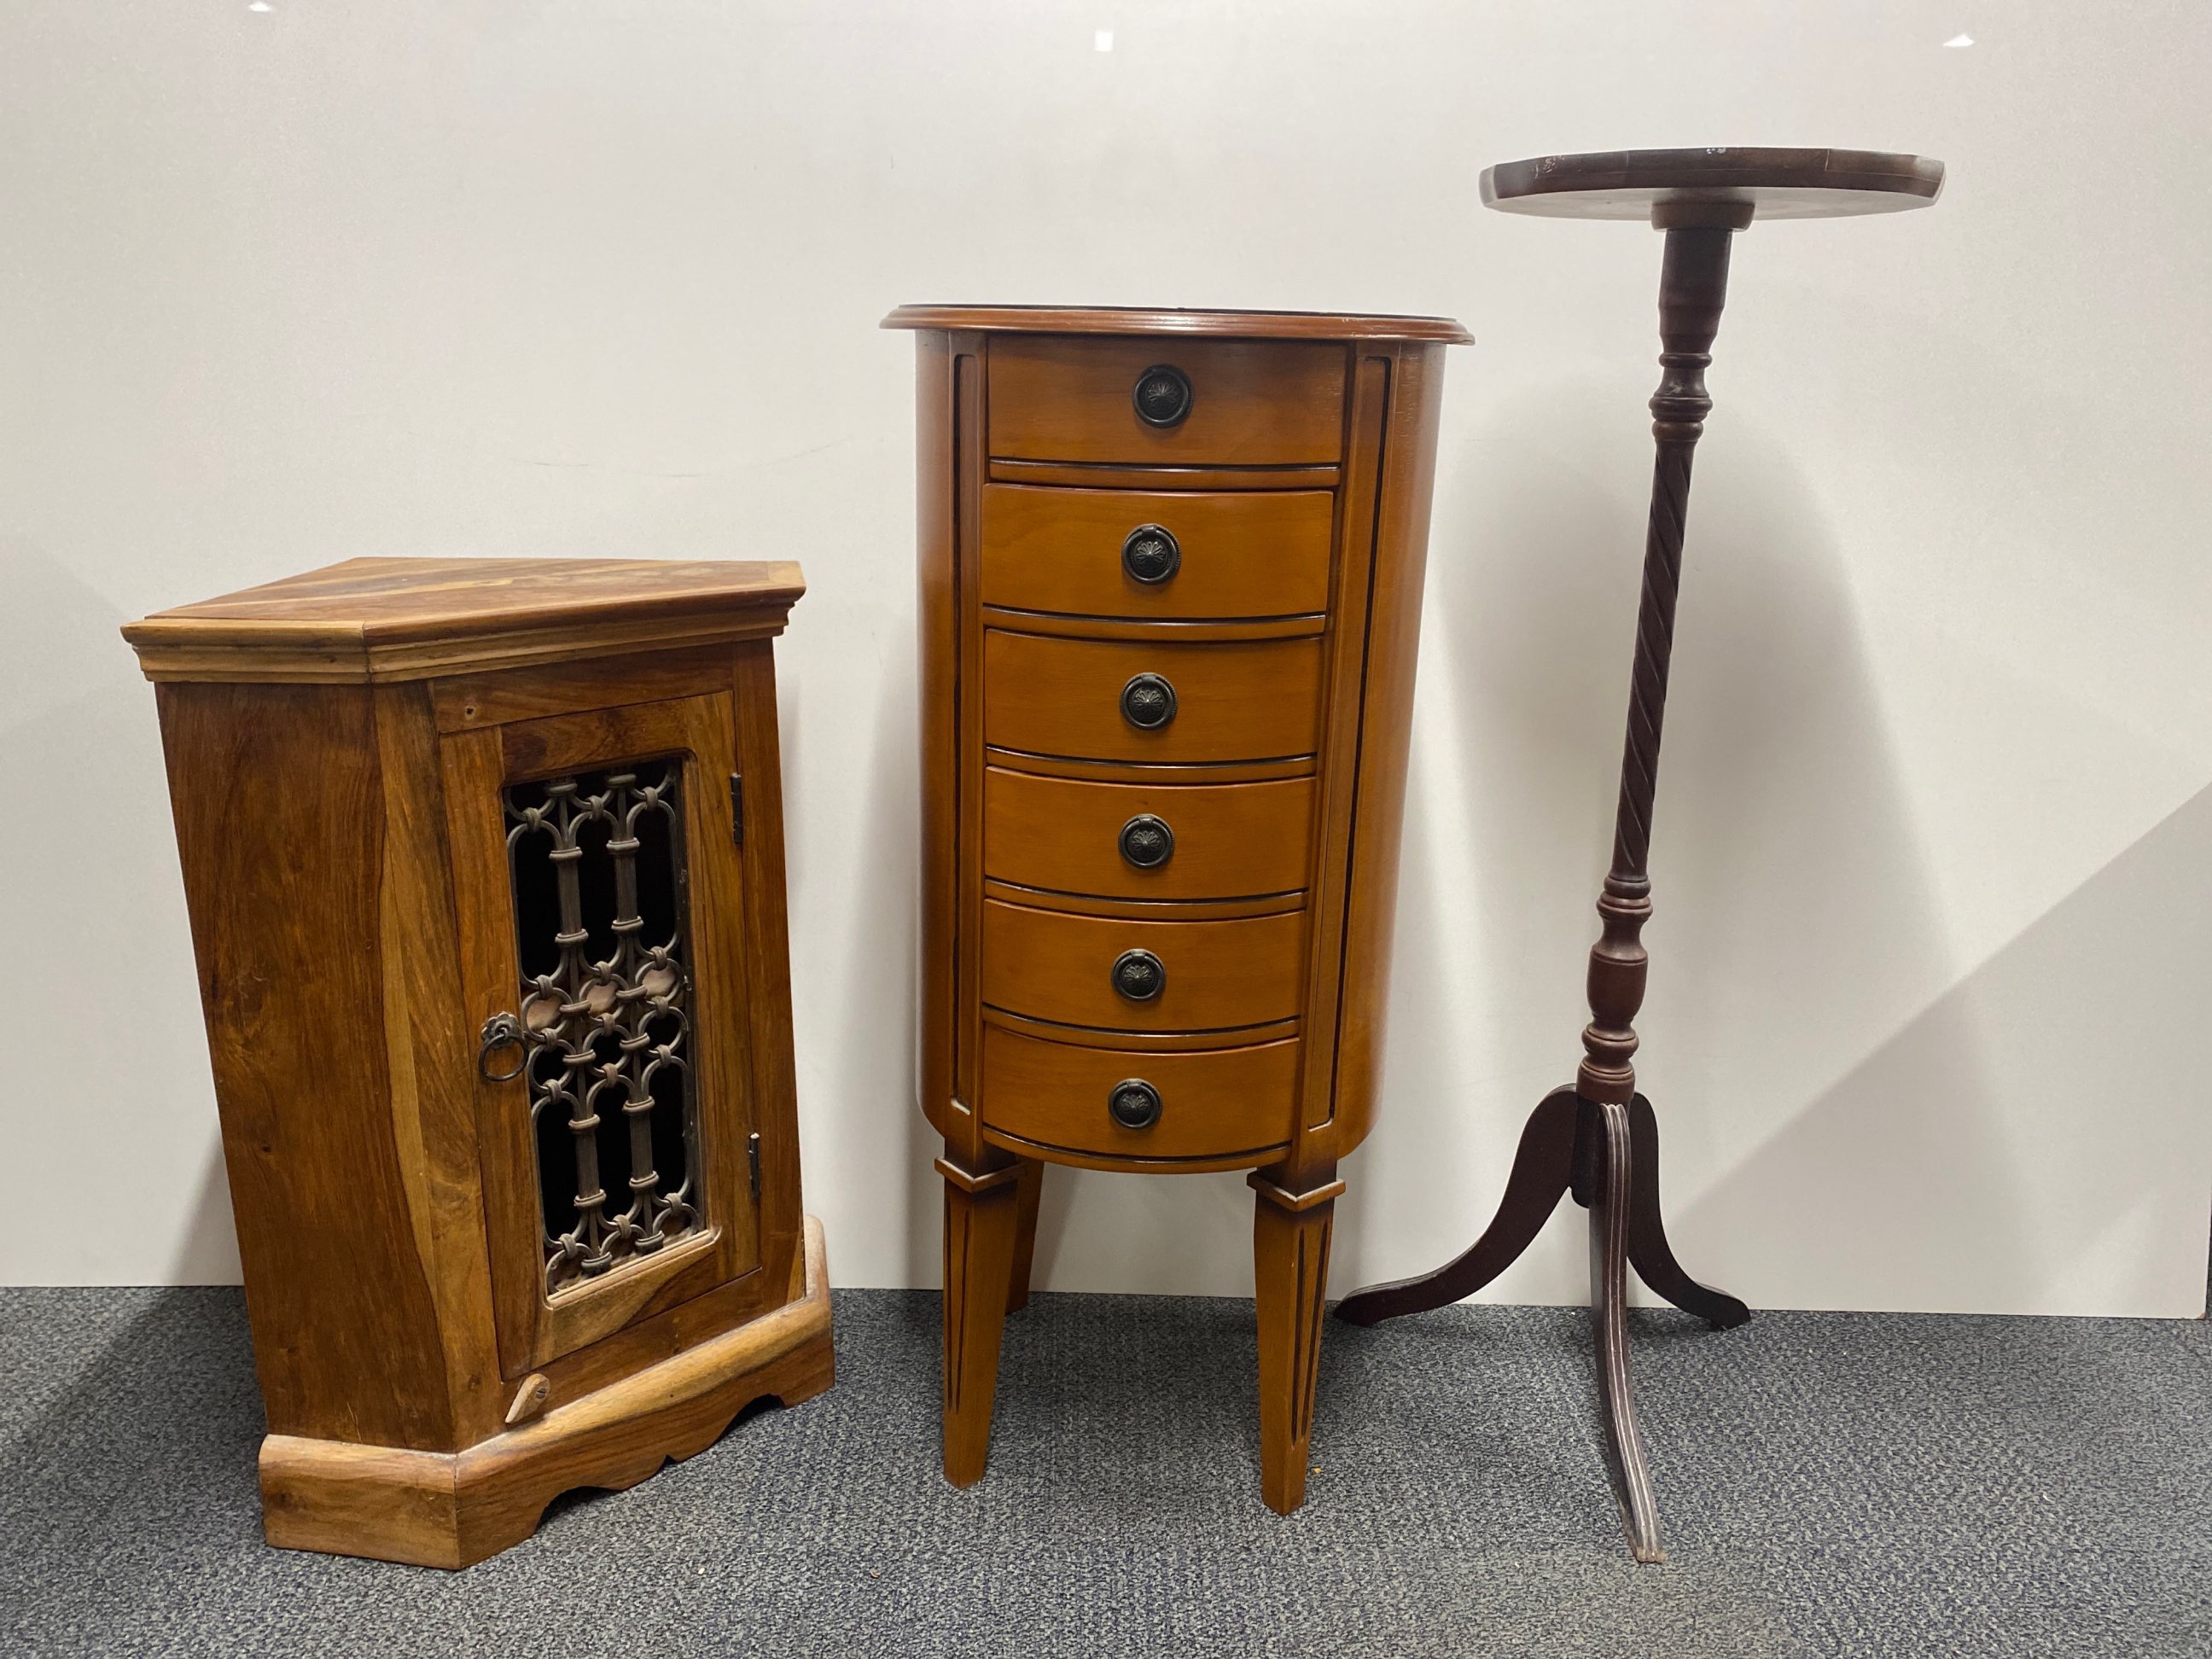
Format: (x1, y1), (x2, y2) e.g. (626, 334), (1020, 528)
(881, 305), (1471, 343)
(1481, 148), (1944, 223)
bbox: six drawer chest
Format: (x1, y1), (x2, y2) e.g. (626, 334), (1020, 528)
(885, 306), (1469, 1510)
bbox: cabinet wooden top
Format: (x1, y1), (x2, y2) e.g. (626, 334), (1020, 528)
(1482, 148), (1944, 223)
(122, 555), (806, 685)
(882, 305), (1472, 345)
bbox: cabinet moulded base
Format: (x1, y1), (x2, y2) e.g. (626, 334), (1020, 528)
(258, 1215), (835, 1569)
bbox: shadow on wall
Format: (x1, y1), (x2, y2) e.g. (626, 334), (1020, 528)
(1336, 375), (2023, 1311)
(0, 541), (240, 1284)
(796, 631), (929, 1288)
(170, 1143), (243, 1284)
(1688, 777), (2212, 1318)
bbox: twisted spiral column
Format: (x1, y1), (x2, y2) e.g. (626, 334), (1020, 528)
(1578, 224), (1736, 1105)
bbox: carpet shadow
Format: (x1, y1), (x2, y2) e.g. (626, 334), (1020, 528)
(0, 1288), (265, 1632)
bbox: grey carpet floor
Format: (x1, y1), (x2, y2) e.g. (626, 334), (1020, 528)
(1, 1286), (2207, 1658)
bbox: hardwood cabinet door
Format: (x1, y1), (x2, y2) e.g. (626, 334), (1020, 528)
(443, 693), (762, 1378)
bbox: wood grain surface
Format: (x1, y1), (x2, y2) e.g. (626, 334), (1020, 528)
(981, 483), (1334, 620)
(980, 1025), (1299, 1163)
(983, 630), (1324, 765)
(938, 1148), (1024, 1486)
(1252, 1168), (1337, 1514)
(125, 556), (805, 684)
(912, 331), (972, 1153)
(885, 304), (1470, 342)
(982, 748), (1314, 787)
(1481, 146), (1944, 222)
(725, 639), (811, 1341)
(901, 312), (1461, 1512)
(981, 897), (1307, 1033)
(446, 693), (760, 1378)
(987, 459), (1341, 492)
(1289, 351), (1394, 1144)
(370, 682), (506, 1448)
(159, 679), (469, 1452)
(1313, 345), (1450, 1154)
(259, 1215), (834, 1569)
(983, 766), (1315, 901)
(988, 337), (1347, 466)
(430, 645), (736, 734)
(137, 563), (827, 1565)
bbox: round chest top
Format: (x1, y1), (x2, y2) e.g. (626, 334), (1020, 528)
(1481, 147), (1944, 224)
(881, 304), (1471, 343)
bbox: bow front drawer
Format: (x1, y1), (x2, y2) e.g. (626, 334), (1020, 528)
(984, 768), (1315, 901)
(981, 485), (1335, 621)
(981, 1025), (1300, 1163)
(981, 899), (1306, 1033)
(983, 630), (1323, 765)
(989, 337), (1346, 466)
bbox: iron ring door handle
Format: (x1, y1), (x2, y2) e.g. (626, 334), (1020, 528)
(1132, 364), (1193, 428)
(1118, 814), (1174, 869)
(1108, 1078), (1164, 1130)
(477, 1012), (528, 1083)
(1110, 948), (1167, 1003)
(1120, 672), (1178, 731)
(1121, 523), (1181, 585)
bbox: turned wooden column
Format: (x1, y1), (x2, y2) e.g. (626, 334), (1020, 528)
(1580, 218), (1733, 1112)
(1335, 148), (1945, 1563)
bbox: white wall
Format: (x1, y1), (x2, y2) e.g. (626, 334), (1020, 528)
(4, 1), (2208, 1315)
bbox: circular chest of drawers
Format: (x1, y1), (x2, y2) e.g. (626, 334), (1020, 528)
(892, 304), (1467, 1512)
(897, 313), (1466, 1171)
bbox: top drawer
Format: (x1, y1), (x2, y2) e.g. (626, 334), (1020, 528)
(989, 337), (1346, 466)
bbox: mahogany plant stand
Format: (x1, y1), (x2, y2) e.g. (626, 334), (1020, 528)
(1335, 148), (1944, 1563)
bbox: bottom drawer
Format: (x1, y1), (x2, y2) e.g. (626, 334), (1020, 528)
(981, 1024), (1297, 1163)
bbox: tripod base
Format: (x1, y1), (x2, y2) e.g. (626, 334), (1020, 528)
(1335, 1087), (1747, 1560)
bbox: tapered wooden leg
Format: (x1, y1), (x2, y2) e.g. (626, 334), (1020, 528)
(1004, 1158), (1045, 1314)
(937, 1149), (1023, 1487)
(1250, 1165), (1344, 1516)
(1588, 1098), (1664, 1563)
(1625, 1093), (1749, 1330)
(1334, 1086), (1580, 1325)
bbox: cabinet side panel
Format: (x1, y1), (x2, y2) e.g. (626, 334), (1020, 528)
(372, 682), (504, 1446)
(915, 330), (955, 1138)
(1293, 349), (1389, 1145)
(155, 681), (458, 1449)
(439, 721), (543, 1381)
(1326, 344), (1449, 1158)
(731, 638), (804, 1307)
(917, 329), (985, 1157)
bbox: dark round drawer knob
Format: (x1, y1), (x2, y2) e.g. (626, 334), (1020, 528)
(1121, 523), (1181, 585)
(1118, 813), (1174, 870)
(1120, 672), (1178, 731)
(1110, 948), (1166, 1002)
(1108, 1078), (1163, 1131)
(1132, 364), (1193, 428)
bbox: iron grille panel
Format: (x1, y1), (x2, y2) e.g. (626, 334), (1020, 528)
(504, 760), (702, 1295)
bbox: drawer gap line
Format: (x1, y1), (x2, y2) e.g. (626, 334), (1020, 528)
(981, 1006), (1304, 1043)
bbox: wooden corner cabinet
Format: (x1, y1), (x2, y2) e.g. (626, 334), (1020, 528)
(123, 557), (834, 1569)
(885, 305), (1469, 1511)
